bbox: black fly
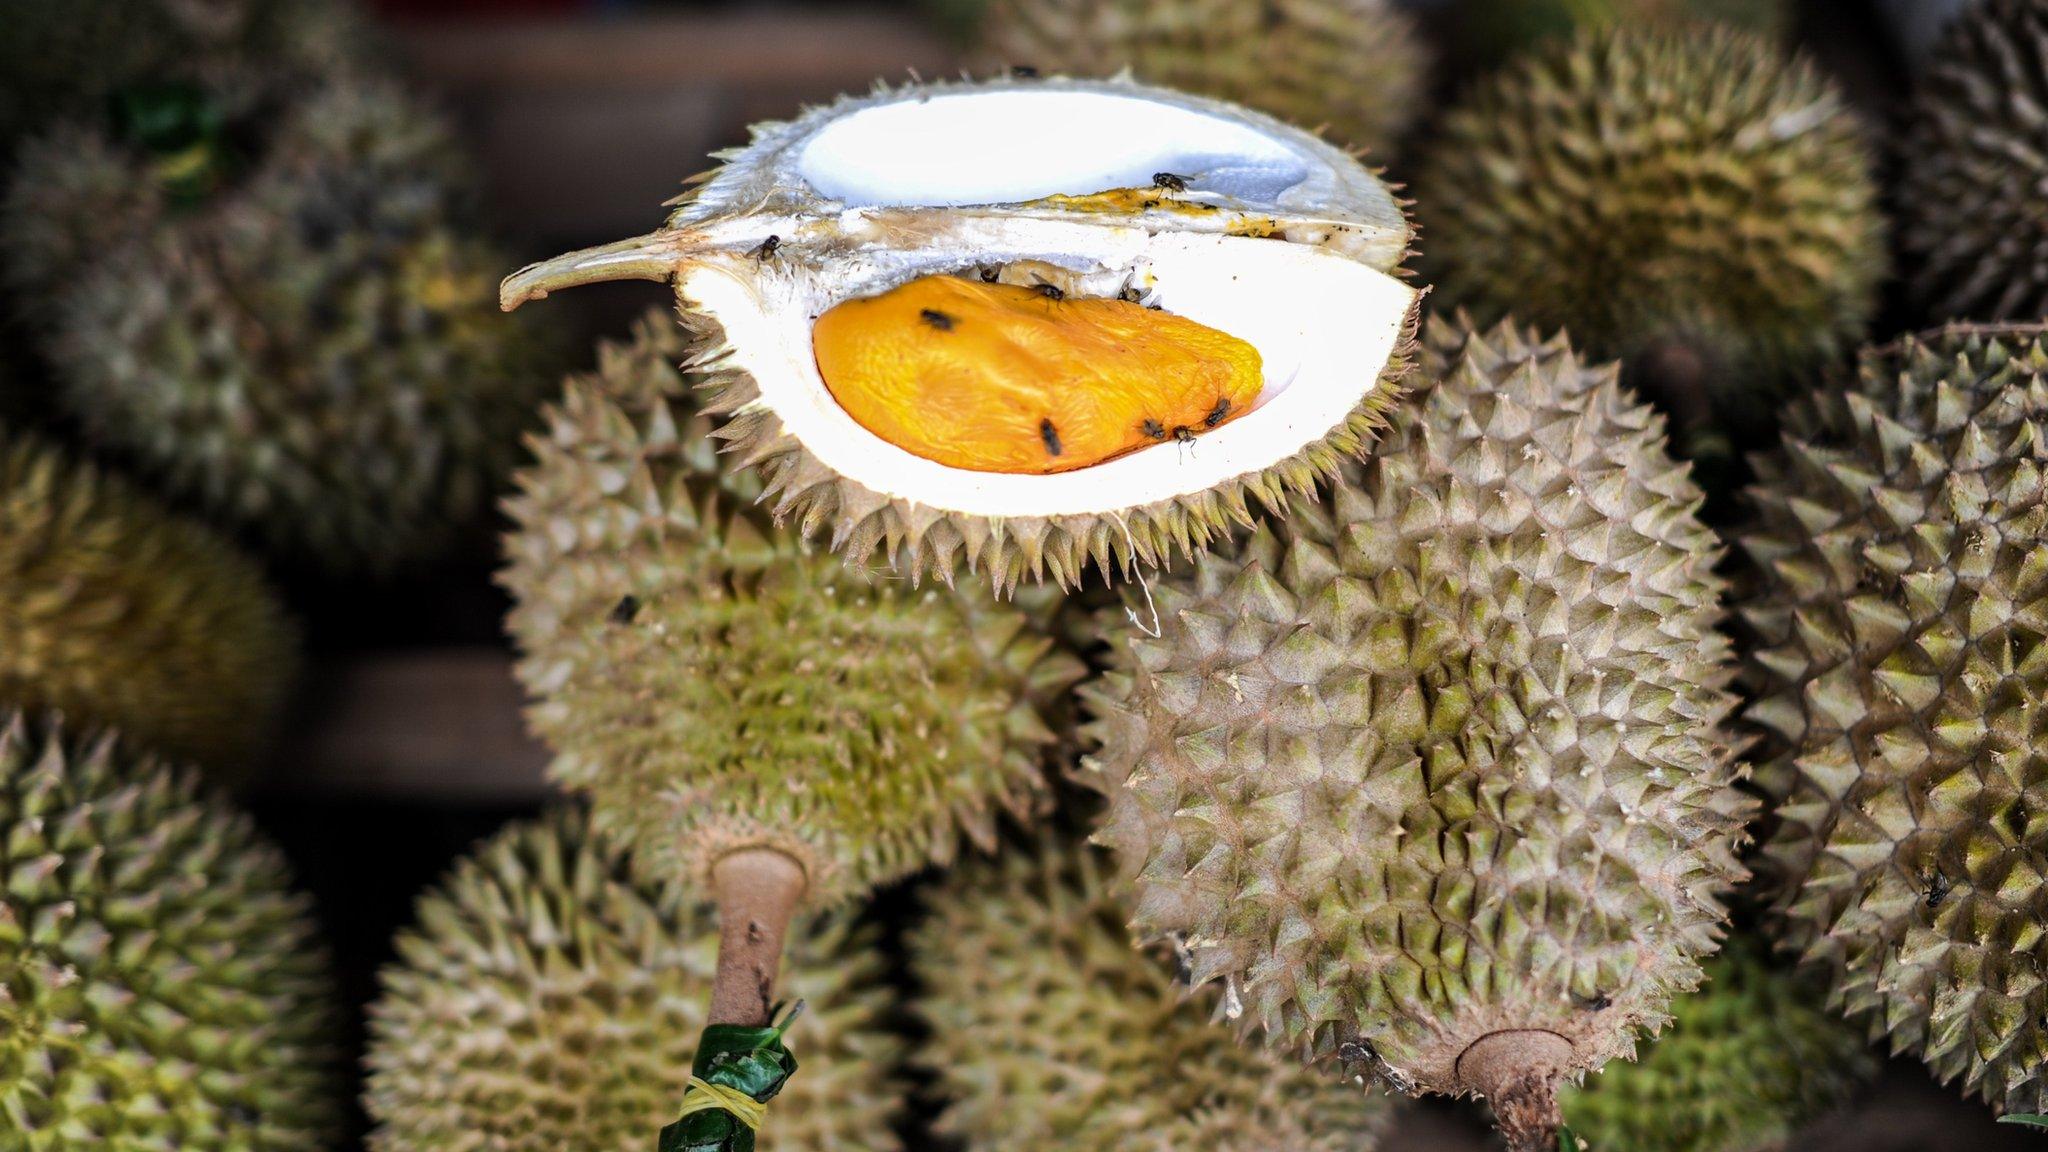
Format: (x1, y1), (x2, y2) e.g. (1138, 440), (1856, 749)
(1141, 418), (1167, 441)
(1172, 425), (1196, 444)
(1011, 65), (1040, 78)
(1039, 418), (1062, 458)
(1924, 869), (1954, 909)
(978, 264), (1002, 283)
(1204, 397), (1231, 427)
(1152, 171), (1189, 192)
(609, 594), (642, 625)
(1118, 284), (1145, 304)
(1033, 281), (1064, 302)
(1581, 993), (1612, 1013)
(751, 234), (780, 261)
(919, 308), (955, 331)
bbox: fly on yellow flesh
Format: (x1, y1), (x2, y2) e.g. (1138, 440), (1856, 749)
(812, 274), (1263, 475)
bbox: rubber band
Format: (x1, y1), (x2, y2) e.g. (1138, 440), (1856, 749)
(670, 1076), (769, 1132)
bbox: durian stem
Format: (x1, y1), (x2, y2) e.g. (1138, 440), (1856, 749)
(1455, 1030), (1573, 1152)
(707, 849), (808, 1027)
(500, 232), (692, 311)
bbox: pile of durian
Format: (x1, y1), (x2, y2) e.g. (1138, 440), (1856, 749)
(4, 1), (2048, 1151)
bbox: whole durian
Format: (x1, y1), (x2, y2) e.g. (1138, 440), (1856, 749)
(0, 0), (360, 159)
(0, 431), (297, 771)
(1739, 322), (2048, 1115)
(1083, 318), (1752, 1150)
(0, 711), (337, 1149)
(3, 77), (558, 573)
(1558, 937), (1878, 1152)
(365, 811), (902, 1152)
(1449, 0), (1790, 72)
(912, 836), (1394, 1152)
(1416, 28), (1884, 402)
(503, 311), (1087, 909)
(1896, 0), (2048, 323)
(972, 0), (1430, 155)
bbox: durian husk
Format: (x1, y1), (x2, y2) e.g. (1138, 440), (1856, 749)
(365, 810), (904, 1152)
(3, 77), (559, 574)
(1559, 936), (1878, 1152)
(971, 0), (1430, 156)
(1416, 27), (1883, 401)
(1449, 0), (1791, 71)
(913, 835), (1395, 1152)
(1896, 0), (2048, 322)
(0, 430), (298, 772)
(1083, 317), (1751, 1142)
(502, 311), (1087, 908)
(0, 711), (338, 1149)
(1740, 322), (2048, 1115)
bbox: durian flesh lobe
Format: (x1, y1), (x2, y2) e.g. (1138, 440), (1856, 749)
(1082, 318), (1750, 1148)
(502, 75), (1419, 591)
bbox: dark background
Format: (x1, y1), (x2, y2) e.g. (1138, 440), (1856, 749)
(224, 1), (2033, 1147)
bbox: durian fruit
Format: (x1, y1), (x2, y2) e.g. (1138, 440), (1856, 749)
(502, 311), (1086, 1028)
(365, 811), (902, 1152)
(1415, 28), (1883, 403)
(1449, 0), (1790, 72)
(0, 431), (297, 772)
(0, 0), (360, 158)
(1896, 0), (2048, 323)
(912, 836), (1395, 1152)
(1558, 937), (1878, 1152)
(3, 77), (557, 574)
(1082, 318), (1752, 1151)
(0, 711), (337, 1148)
(502, 75), (1420, 592)
(1739, 322), (2048, 1115)
(970, 0), (1430, 157)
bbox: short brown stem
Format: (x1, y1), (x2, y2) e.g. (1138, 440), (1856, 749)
(1456, 1029), (1574, 1152)
(706, 848), (808, 1027)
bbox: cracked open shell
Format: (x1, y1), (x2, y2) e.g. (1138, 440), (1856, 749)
(501, 75), (1419, 592)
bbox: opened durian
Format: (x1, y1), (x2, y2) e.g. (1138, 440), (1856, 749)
(1416, 28), (1882, 405)
(503, 313), (1084, 1033)
(1558, 936), (1877, 1152)
(913, 835), (1394, 1152)
(970, 0), (1430, 156)
(2, 77), (558, 574)
(1740, 323), (2048, 1115)
(0, 431), (297, 773)
(502, 75), (1419, 592)
(0, 711), (337, 1149)
(366, 811), (902, 1152)
(1896, 0), (2048, 323)
(1082, 318), (1751, 1152)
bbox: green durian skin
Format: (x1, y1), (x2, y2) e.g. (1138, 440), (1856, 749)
(1416, 27), (1884, 401)
(1896, 0), (2048, 323)
(912, 836), (1393, 1152)
(973, 0), (1429, 155)
(0, 431), (297, 773)
(502, 312), (1086, 907)
(1740, 323), (2048, 1115)
(0, 711), (338, 1150)
(3, 77), (560, 574)
(365, 810), (903, 1152)
(1559, 937), (1878, 1152)
(1083, 318), (1751, 1095)
(1449, 0), (1790, 72)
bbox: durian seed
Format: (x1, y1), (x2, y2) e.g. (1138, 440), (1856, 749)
(1152, 170), (1188, 191)
(812, 274), (1262, 475)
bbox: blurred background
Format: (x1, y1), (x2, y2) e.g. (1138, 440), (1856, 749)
(0, 1), (2029, 1148)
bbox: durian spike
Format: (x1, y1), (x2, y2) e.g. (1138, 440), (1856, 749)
(1458, 1031), (1573, 1152)
(706, 848), (809, 1026)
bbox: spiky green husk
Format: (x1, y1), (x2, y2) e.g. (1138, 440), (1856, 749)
(1559, 937), (1877, 1152)
(1450, 0), (1789, 71)
(503, 312), (1086, 906)
(1896, 0), (2048, 322)
(3, 78), (558, 573)
(1740, 323), (2048, 1114)
(1083, 318), (1750, 1099)
(0, 0), (359, 158)
(971, 0), (1429, 154)
(0, 712), (337, 1149)
(1416, 28), (1882, 399)
(365, 810), (902, 1152)
(913, 836), (1393, 1152)
(0, 432), (296, 771)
